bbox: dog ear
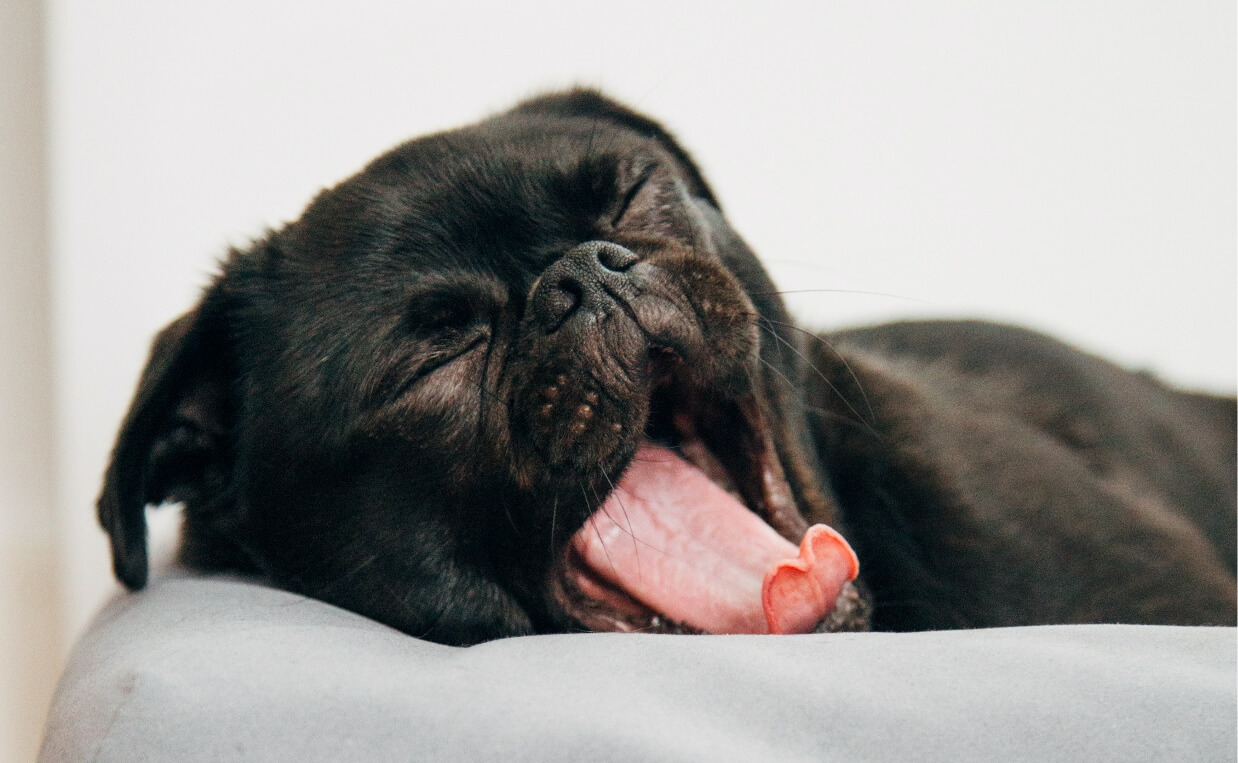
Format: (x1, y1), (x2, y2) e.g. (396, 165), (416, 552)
(511, 88), (720, 208)
(97, 289), (235, 589)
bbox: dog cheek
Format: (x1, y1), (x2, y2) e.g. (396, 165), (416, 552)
(642, 247), (760, 394)
(371, 361), (495, 465)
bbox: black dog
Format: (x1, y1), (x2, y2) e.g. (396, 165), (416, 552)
(99, 90), (1237, 644)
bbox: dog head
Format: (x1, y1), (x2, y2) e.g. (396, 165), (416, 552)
(99, 90), (867, 644)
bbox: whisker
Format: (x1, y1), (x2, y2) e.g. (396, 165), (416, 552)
(754, 317), (881, 440)
(581, 483), (617, 576)
(598, 465), (641, 577)
(749, 288), (925, 303)
(760, 317), (879, 429)
(587, 482), (632, 542)
(587, 468), (670, 556)
(748, 352), (873, 440)
(500, 495), (518, 533)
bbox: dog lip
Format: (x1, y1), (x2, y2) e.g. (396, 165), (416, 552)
(736, 398), (811, 542)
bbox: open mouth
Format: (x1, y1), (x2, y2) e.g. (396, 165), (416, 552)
(551, 352), (862, 635)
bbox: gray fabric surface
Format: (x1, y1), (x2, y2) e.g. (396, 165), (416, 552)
(41, 571), (1237, 762)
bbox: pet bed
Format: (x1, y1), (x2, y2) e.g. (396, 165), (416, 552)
(40, 570), (1236, 762)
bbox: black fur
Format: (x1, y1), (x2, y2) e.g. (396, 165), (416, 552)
(99, 90), (1237, 644)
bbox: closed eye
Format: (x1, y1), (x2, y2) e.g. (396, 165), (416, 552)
(373, 328), (489, 409)
(611, 163), (658, 227)
(368, 279), (503, 408)
(414, 329), (488, 377)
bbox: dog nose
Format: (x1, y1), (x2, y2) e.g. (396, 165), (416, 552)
(530, 241), (640, 331)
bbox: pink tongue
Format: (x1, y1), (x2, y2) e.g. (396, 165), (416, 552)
(571, 444), (858, 634)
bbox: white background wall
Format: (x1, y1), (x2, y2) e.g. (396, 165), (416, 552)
(6, 2), (1234, 759)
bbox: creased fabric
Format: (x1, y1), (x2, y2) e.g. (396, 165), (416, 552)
(40, 571), (1237, 763)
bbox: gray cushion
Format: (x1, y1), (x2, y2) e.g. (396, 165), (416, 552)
(40, 570), (1237, 762)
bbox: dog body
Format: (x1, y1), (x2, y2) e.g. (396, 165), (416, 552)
(100, 91), (1236, 644)
(813, 321), (1235, 628)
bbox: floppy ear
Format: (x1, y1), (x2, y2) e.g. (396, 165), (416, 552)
(511, 88), (720, 208)
(98, 289), (235, 589)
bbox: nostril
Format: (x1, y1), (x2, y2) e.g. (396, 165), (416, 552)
(556, 277), (584, 306)
(536, 279), (581, 331)
(595, 243), (639, 272)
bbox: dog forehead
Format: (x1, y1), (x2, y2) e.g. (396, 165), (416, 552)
(288, 118), (656, 282)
